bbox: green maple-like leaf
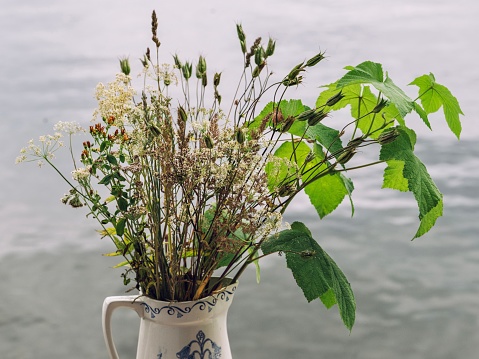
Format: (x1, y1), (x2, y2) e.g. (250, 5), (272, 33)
(410, 73), (463, 139)
(266, 140), (349, 218)
(380, 127), (443, 238)
(316, 82), (405, 139)
(261, 224), (356, 330)
(315, 83), (354, 111)
(306, 123), (344, 159)
(303, 161), (349, 218)
(382, 160), (409, 192)
(337, 61), (414, 118)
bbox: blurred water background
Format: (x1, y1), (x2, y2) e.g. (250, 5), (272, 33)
(1, 0), (478, 358)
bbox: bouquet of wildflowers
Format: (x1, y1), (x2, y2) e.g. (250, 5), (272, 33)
(17, 11), (462, 329)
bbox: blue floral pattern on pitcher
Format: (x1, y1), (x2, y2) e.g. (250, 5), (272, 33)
(141, 286), (236, 319)
(176, 330), (221, 359)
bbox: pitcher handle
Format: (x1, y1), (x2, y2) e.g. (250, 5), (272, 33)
(102, 295), (144, 359)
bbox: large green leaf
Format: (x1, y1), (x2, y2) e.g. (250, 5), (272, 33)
(300, 143), (349, 218)
(261, 225), (356, 330)
(379, 127), (443, 238)
(265, 135), (349, 218)
(315, 82), (355, 111)
(348, 86), (396, 139)
(303, 160), (349, 218)
(410, 73), (463, 139)
(316, 82), (404, 138)
(337, 61), (414, 118)
(306, 123), (344, 158)
(382, 160), (409, 192)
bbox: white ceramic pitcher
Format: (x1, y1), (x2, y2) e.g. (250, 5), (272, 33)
(102, 281), (237, 359)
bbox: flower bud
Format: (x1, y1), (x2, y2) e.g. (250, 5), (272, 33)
(282, 76), (303, 87)
(337, 148), (356, 164)
(306, 51), (326, 67)
(140, 54), (149, 68)
(372, 98), (389, 113)
(119, 57), (130, 76)
(236, 23), (246, 42)
(378, 129), (400, 145)
(307, 110), (328, 126)
(296, 108), (316, 122)
(325, 91), (344, 107)
(235, 128), (245, 144)
(178, 106), (187, 122)
(266, 38), (276, 57)
(202, 73), (207, 87)
(213, 72), (221, 88)
(347, 136), (365, 148)
(173, 54), (182, 69)
(252, 65), (261, 78)
(284, 62), (305, 82)
(149, 124), (161, 136)
(203, 135), (214, 149)
(182, 62), (192, 80)
(280, 116), (295, 133)
(254, 46), (265, 66)
(196, 55), (207, 79)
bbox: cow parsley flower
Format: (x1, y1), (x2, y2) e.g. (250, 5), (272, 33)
(53, 121), (85, 135)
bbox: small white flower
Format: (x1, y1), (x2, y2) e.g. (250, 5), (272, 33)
(54, 121), (85, 135)
(72, 167), (90, 181)
(15, 154), (27, 164)
(92, 73), (136, 125)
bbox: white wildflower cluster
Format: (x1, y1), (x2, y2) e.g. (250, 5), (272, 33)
(92, 73), (136, 125)
(254, 211), (285, 239)
(71, 167), (91, 181)
(141, 63), (179, 88)
(53, 121), (85, 135)
(208, 161), (231, 187)
(157, 63), (178, 86)
(16, 133), (63, 165)
(191, 118), (211, 133)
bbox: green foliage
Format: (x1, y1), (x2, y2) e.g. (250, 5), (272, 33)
(410, 73), (463, 138)
(380, 127), (444, 238)
(261, 223), (355, 330)
(310, 63), (463, 238)
(303, 159), (350, 218)
(337, 61), (414, 117)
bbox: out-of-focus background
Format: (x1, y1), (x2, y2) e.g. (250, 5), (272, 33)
(1, 0), (478, 358)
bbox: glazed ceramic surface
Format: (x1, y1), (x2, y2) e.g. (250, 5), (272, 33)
(102, 281), (237, 359)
